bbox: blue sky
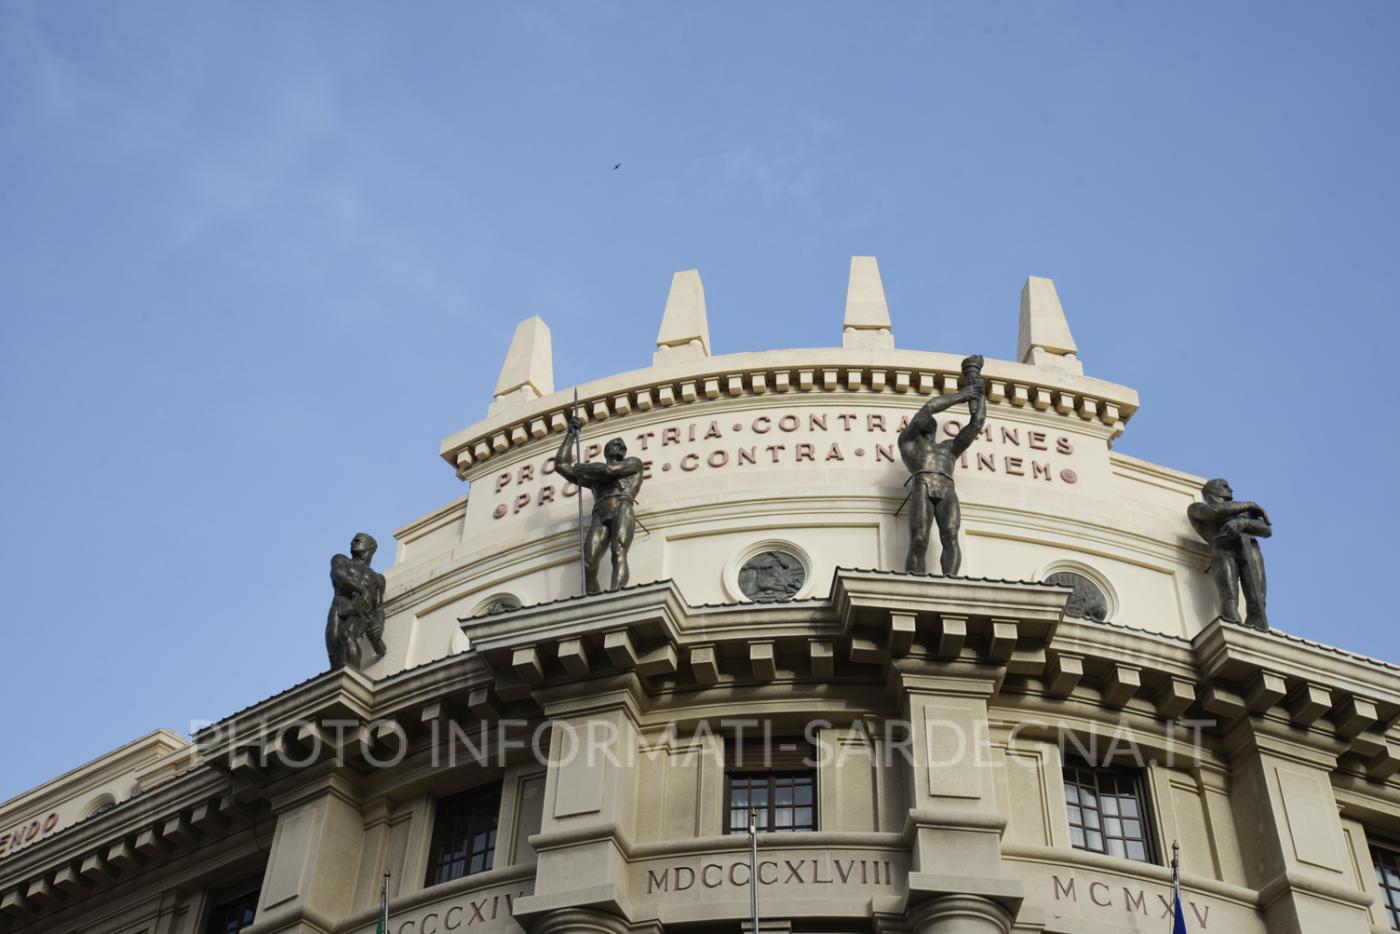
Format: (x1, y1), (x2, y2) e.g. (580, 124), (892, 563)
(2, 2), (1396, 801)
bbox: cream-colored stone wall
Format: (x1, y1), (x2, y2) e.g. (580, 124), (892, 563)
(8, 273), (1398, 934)
(0, 730), (188, 863)
(6, 567), (1399, 934)
(377, 344), (1219, 680)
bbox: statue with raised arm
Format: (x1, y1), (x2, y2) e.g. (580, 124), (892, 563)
(1187, 478), (1271, 630)
(555, 419), (646, 594)
(899, 355), (986, 576)
(325, 532), (387, 670)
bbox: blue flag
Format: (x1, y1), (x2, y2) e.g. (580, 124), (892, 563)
(1170, 842), (1188, 933)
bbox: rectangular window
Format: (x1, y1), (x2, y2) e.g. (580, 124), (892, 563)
(1372, 840), (1400, 930)
(426, 782), (502, 887)
(724, 738), (816, 834)
(1062, 760), (1154, 863)
(204, 886), (259, 934)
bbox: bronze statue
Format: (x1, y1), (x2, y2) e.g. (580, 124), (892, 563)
(326, 532), (387, 669)
(555, 419), (645, 593)
(899, 355), (986, 575)
(1187, 479), (1271, 630)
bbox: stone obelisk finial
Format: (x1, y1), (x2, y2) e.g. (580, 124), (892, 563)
(1018, 276), (1082, 374)
(842, 256), (893, 350)
(653, 269), (710, 365)
(489, 316), (554, 415)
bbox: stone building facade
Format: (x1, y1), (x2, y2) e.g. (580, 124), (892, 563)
(4, 260), (1400, 934)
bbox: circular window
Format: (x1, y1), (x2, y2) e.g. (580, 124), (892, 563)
(473, 594), (522, 618)
(1045, 571), (1109, 622)
(738, 551), (806, 602)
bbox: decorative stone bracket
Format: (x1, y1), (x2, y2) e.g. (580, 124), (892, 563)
(0, 789), (253, 929)
(462, 572), (1081, 713)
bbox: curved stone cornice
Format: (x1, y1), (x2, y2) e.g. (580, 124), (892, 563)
(1000, 843), (1262, 909)
(454, 570), (1400, 791)
(12, 570), (1400, 931)
(0, 730), (190, 832)
(440, 348), (1140, 477)
(0, 774), (267, 927)
(461, 572), (1070, 711)
(906, 893), (1016, 932)
(0, 766), (233, 890)
(1195, 620), (1400, 703)
(1255, 867), (1378, 912)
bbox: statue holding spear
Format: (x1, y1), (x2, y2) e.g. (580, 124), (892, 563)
(555, 394), (646, 594)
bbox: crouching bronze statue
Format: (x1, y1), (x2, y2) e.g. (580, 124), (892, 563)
(1187, 478), (1271, 630)
(326, 532), (387, 669)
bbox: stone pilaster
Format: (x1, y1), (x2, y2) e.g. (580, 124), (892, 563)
(1221, 720), (1376, 933)
(251, 766), (366, 934)
(513, 681), (644, 924)
(889, 660), (1023, 926)
(349, 796), (397, 915)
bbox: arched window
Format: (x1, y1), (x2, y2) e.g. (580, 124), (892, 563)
(83, 794), (117, 819)
(472, 594), (522, 617)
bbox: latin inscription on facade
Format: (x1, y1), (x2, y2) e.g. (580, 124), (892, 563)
(0, 812), (60, 858)
(364, 886), (528, 934)
(1051, 873), (1214, 930)
(641, 853), (901, 896)
(489, 408), (1083, 520)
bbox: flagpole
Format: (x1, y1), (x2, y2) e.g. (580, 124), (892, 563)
(748, 805), (760, 934)
(1170, 840), (1184, 934)
(572, 388), (586, 594)
(377, 870), (390, 934)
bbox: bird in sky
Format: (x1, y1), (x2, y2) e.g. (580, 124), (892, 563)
(612, 162), (622, 170)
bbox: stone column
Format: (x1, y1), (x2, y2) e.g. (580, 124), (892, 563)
(909, 895), (1015, 934)
(530, 907), (664, 934)
(529, 907), (656, 934)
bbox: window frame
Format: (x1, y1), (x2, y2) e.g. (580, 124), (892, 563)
(202, 882), (261, 934)
(424, 781), (503, 888)
(1371, 836), (1400, 931)
(1061, 759), (1157, 865)
(722, 738), (817, 835)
